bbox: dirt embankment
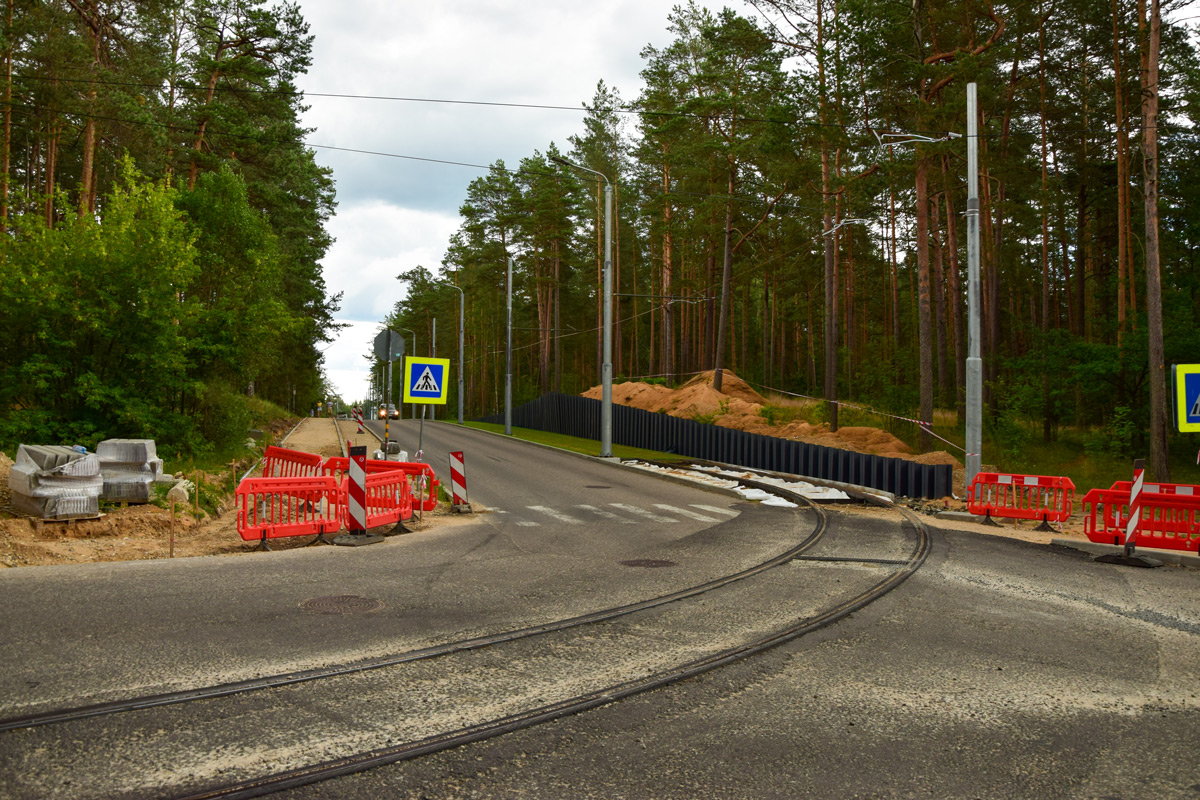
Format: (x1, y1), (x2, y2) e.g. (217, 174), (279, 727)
(583, 370), (963, 471)
(0, 417), (446, 569)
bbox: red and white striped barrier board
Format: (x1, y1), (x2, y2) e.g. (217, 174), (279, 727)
(449, 451), (468, 511)
(347, 445), (367, 533)
(1124, 459), (1145, 550)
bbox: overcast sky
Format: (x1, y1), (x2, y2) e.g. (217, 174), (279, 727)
(293, 0), (732, 403)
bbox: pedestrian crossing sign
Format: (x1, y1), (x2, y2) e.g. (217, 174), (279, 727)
(1172, 364), (1200, 432)
(403, 357), (450, 404)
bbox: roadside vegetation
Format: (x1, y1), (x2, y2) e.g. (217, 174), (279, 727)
(0, 1), (339, 462)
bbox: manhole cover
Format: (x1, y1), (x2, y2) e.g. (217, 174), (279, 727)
(584, 485), (611, 489)
(300, 595), (384, 615)
(619, 559), (677, 568)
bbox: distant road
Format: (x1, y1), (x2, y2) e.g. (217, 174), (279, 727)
(363, 417), (740, 534)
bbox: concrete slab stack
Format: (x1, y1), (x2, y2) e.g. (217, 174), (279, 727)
(7, 445), (103, 519)
(97, 439), (166, 504)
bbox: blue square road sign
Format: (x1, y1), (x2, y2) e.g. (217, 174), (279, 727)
(404, 357), (450, 404)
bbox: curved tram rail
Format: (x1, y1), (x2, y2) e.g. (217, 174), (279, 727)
(1, 464), (930, 799)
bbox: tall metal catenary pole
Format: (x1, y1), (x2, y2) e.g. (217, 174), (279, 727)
(431, 318), (436, 421)
(549, 155), (613, 457)
(442, 282), (465, 424)
(505, 256), (513, 436)
(965, 83), (983, 489)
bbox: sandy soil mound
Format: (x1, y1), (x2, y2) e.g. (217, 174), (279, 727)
(584, 370), (962, 474)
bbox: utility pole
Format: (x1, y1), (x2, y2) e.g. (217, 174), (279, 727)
(966, 83), (983, 489)
(505, 256), (513, 436)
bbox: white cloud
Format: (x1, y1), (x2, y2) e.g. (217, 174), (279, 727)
(323, 201), (460, 322)
(294, 0), (730, 404)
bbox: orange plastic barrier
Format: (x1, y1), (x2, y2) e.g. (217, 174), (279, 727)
(338, 468), (413, 530)
(966, 472), (1075, 525)
(323, 458), (439, 513)
(262, 446), (324, 479)
(1082, 484), (1200, 552)
(236, 476), (342, 548)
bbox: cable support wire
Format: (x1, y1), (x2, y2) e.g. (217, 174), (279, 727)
(20, 71), (1192, 142)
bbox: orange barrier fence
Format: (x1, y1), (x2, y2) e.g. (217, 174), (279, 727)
(339, 468), (414, 530)
(323, 457), (439, 513)
(236, 476), (342, 548)
(966, 472), (1075, 525)
(1081, 483), (1200, 553)
(262, 446), (324, 479)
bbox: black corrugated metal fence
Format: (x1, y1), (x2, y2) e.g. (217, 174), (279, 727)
(478, 393), (953, 499)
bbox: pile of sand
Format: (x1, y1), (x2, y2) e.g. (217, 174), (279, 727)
(584, 370), (963, 473)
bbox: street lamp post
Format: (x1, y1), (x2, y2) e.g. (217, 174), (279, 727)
(551, 155), (613, 458)
(440, 281), (465, 424)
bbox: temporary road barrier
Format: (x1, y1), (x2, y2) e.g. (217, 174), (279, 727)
(334, 445), (385, 546)
(236, 476), (342, 550)
(965, 472), (1075, 529)
(348, 467), (414, 532)
(449, 451), (469, 512)
(1082, 481), (1200, 553)
(262, 446), (323, 479)
(323, 456), (437, 513)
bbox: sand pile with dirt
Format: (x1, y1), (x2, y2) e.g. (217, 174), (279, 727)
(584, 369), (963, 474)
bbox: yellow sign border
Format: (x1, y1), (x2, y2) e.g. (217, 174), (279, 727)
(1174, 364), (1200, 433)
(403, 357), (450, 404)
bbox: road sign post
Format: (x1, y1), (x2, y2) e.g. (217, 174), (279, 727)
(373, 329), (405, 459)
(403, 357), (451, 463)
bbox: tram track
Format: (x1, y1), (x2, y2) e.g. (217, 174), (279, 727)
(173, 484), (930, 800)
(0, 465), (930, 800)
(0, 468), (826, 734)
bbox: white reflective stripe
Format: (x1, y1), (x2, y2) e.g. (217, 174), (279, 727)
(527, 506), (582, 524)
(451, 479), (466, 500)
(347, 497), (366, 528)
(609, 503), (677, 523)
(349, 459), (366, 488)
(1177, 486), (1194, 495)
(1145, 484), (1159, 493)
(576, 504), (635, 523)
(691, 504), (739, 517)
(654, 503), (718, 522)
(1023, 476), (1039, 486)
(999, 475), (1013, 484)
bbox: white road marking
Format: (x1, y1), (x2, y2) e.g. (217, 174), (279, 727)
(691, 504), (739, 518)
(528, 506), (583, 524)
(609, 503), (677, 523)
(654, 504), (718, 522)
(515, 520), (540, 527)
(576, 505), (636, 523)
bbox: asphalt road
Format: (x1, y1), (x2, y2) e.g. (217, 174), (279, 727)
(2, 423), (1198, 799)
(275, 517), (1200, 800)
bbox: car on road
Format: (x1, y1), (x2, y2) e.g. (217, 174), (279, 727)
(378, 404), (399, 420)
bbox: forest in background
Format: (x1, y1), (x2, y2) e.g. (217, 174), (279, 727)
(0, 0), (337, 459)
(387, 0), (1200, 481)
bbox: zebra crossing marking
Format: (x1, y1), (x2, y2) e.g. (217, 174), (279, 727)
(576, 504), (636, 524)
(653, 503), (718, 522)
(528, 505), (583, 524)
(608, 503), (678, 523)
(691, 504), (739, 517)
